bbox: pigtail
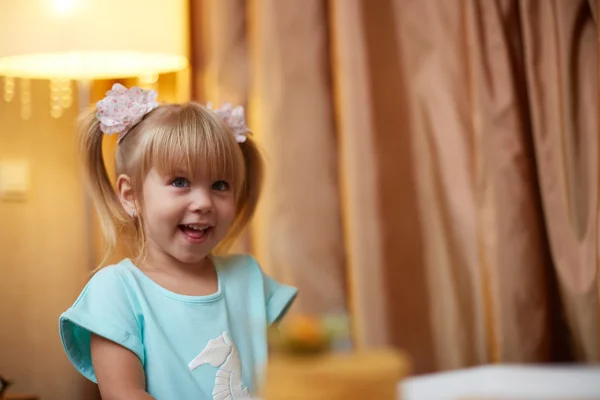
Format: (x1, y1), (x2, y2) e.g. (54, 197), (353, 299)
(238, 136), (264, 225)
(77, 108), (129, 269)
(217, 135), (264, 252)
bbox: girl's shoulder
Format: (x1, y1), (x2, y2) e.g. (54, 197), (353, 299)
(75, 258), (139, 300)
(215, 253), (298, 325)
(65, 259), (141, 306)
(212, 252), (270, 283)
(214, 252), (258, 264)
(213, 252), (261, 271)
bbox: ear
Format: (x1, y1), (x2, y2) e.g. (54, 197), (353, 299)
(116, 174), (137, 217)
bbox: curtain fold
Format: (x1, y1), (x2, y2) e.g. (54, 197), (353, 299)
(466, 0), (552, 364)
(197, 0), (249, 106)
(247, 0), (348, 314)
(392, 0), (492, 369)
(519, 0), (599, 361)
(329, 0), (436, 372)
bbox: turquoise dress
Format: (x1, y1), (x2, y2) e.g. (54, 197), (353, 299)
(59, 254), (297, 399)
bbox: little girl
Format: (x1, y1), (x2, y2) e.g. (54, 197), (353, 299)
(59, 84), (297, 400)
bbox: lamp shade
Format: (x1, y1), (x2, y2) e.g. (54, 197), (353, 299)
(0, 0), (189, 79)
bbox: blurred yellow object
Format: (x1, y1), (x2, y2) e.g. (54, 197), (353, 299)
(262, 349), (410, 400)
(0, 51), (188, 80)
(278, 314), (329, 352)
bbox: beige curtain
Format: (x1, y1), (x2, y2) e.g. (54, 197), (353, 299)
(190, 0), (599, 373)
(191, 0), (348, 315)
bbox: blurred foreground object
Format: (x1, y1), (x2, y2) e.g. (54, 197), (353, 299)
(263, 314), (411, 399)
(402, 364), (600, 399)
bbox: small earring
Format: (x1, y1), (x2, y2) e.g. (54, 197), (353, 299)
(130, 209), (136, 218)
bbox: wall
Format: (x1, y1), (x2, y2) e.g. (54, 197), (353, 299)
(0, 79), (96, 399)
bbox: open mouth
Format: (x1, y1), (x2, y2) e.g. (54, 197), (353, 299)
(178, 224), (213, 243)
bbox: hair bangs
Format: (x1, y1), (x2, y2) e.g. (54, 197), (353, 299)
(141, 104), (245, 188)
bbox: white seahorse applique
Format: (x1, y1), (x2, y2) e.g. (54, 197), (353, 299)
(188, 332), (254, 400)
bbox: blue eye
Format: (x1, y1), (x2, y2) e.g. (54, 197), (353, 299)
(212, 180), (230, 191)
(171, 177), (189, 188)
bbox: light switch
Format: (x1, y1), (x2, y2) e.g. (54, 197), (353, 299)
(0, 159), (31, 202)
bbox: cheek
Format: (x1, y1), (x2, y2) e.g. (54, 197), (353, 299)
(218, 196), (237, 222)
(143, 197), (181, 229)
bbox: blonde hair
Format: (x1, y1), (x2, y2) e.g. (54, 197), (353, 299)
(78, 102), (263, 268)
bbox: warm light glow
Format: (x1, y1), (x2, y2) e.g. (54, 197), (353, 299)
(0, 0), (189, 61)
(0, 51), (189, 80)
(0, 0), (190, 117)
(52, 0), (77, 16)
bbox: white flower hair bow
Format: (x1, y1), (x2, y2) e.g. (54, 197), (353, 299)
(206, 102), (250, 143)
(96, 83), (159, 142)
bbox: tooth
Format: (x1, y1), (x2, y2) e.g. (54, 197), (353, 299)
(184, 224), (209, 231)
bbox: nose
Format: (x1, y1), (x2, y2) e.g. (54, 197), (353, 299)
(190, 188), (214, 214)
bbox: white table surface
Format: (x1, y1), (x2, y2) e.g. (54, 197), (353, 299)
(400, 364), (600, 399)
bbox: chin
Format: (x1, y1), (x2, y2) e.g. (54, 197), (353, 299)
(174, 251), (211, 265)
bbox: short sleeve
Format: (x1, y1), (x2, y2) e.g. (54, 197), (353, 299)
(264, 273), (298, 325)
(244, 256), (297, 325)
(59, 266), (144, 383)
